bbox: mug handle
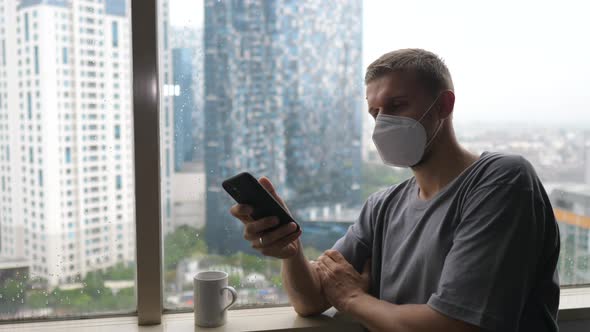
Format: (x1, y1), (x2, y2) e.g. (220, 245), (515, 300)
(221, 286), (238, 311)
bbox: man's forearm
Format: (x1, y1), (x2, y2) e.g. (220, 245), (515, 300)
(344, 293), (480, 332)
(281, 247), (330, 316)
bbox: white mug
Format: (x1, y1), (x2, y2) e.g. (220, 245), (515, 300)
(194, 271), (238, 327)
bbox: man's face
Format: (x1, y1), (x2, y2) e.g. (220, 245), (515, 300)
(365, 71), (437, 123)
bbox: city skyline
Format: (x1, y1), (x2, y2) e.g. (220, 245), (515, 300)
(169, 0), (590, 127)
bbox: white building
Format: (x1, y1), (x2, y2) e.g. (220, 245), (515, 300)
(171, 162), (205, 230)
(159, 0), (174, 234)
(0, 0), (134, 286)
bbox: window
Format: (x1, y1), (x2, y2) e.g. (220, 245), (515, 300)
(0, 0), (588, 327)
(1, 39), (5, 66)
(62, 47), (68, 64)
(159, 0), (590, 314)
(112, 21), (118, 47)
(115, 124), (121, 139)
(27, 92), (32, 119)
(24, 12), (29, 41)
(33, 45), (39, 74)
(0, 0), (136, 320)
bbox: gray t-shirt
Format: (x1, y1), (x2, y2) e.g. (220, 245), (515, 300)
(332, 152), (560, 332)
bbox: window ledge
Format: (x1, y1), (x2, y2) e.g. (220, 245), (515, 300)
(557, 286), (590, 321)
(0, 307), (364, 332)
(4, 288), (590, 332)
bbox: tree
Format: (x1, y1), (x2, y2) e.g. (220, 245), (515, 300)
(361, 162), (411, 201)
(0, 277), (26, 313)
(83, 271), (108, 300)
(27, 290), (49, 310)
(164, 225), (208, 270)
(229, 274), (241, 288)
(104, 262), (134, 280)
(270, 275), (282, 288)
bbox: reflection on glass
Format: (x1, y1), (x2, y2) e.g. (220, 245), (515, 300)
(0, 0), (136, 319)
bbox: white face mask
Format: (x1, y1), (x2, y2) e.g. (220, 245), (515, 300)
(371, 94), (443, 168)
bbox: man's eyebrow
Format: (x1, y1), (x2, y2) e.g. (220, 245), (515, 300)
(365, 94), (408, 103)
(365, 94), (408, 100)
(385, 95), (408, 101)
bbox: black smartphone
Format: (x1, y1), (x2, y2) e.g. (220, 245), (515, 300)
(222, 172), (300, 232)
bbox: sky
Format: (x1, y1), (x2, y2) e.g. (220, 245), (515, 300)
(169, 0), (590, 128)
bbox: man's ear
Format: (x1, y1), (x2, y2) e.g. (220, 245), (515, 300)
(438, 90), (455, 120)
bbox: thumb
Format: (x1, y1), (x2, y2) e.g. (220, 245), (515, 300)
(258, 176), (277, 195)
(258, 176), (290, 212)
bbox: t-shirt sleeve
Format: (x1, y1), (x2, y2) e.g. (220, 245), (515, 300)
(331, 195), (375, 273)
(427, 184), (544, 332)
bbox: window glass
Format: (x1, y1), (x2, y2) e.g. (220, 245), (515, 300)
(161, 0), (590, 311)
(0, 0), (136, 320)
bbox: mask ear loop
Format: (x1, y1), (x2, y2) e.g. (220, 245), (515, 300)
(412, 92), (442, 128)
(424, 118), (445, 149)
(423, 90), (452, 148)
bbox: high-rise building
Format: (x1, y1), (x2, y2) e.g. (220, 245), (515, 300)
(0, 0), (134, 286)
(551, 185), (590, 285)
(585, 132), (590, 184)
(203, 0), (363, 254)
(172, 47), (197, 171)
(159, 0), (175, 234)
(170, 27), (204, 166)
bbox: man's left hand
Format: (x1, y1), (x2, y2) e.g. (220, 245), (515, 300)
(316, 250), (371, 313)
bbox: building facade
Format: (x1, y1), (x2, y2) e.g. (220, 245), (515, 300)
(0, 0), (134, 286)
(551, 185), (590, 285)
(203, 0), (363, 254)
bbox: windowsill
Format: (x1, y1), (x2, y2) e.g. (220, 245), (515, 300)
(3, 288), (590, 331)
(0, 307), (364, 332)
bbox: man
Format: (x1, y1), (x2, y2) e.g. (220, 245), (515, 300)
(230, 48), (560, 332)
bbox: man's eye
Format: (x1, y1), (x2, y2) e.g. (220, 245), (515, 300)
(386, 104), (404, 112)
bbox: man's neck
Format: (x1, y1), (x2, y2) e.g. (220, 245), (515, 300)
(411, 136), (479, 201)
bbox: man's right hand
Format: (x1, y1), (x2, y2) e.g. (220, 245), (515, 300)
(229, 176), (302, 259)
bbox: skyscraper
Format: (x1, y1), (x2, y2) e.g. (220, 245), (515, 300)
(171, 26), (204, 166)
(203, 0), (363, 254)
(0, 0), (134, 286)
(551, 186), (590, 285)
(172, 48), (197, 171)
(159, 0), (175, 234)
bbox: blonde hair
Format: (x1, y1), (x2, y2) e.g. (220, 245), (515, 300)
(365, 48), (454, 97)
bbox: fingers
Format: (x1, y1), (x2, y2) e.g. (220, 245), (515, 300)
(253, 222), (299, 248)
(317, 253), (339, 271)
(259, 229), (302, 256)
(243, 216), (280, 241)
(230, 204), (254, 224)
(318, 250), (357, 275)
(323, 250), (347, 264)
(258, 176), (291, 213)
(315, 259), (332, 282)
(258, 176), (277, 195)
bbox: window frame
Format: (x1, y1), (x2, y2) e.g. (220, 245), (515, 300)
(130, 0), (590, 325)
(2, 0), (590, 327)
(131, 0), (163, 325)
